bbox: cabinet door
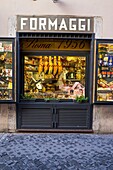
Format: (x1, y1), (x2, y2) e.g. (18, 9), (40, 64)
(55, 103), (91, 129)
(17, 103), (91, 129)
(18, 104), (54, 129)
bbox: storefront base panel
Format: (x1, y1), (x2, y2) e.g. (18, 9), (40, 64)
(93, 105), (113, 133)
(17, 103), (92, 130)
(1, 104), (113, 133)
(2, 103), (113, 133)
(0, 104), (16, 132)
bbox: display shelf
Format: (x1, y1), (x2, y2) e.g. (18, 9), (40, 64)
(0, 76), (12, 78)
(66, 79), (81, 82)
(0, 39), (14, 101)
(25, 56), (39, 59)
(24, 70), (38, 72)
(24, 63), (38, 66)
(96, 40), (113, 102)
(97, 90), (113, 93)
(0, 88), (12, 90)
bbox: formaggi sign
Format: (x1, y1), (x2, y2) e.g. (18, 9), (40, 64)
(17, 15), (94, 33)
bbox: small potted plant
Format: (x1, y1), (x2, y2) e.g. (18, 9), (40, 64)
(75, 95), (88, 103)
(20, 93), (33, 101)
(44, 97), (58, 102)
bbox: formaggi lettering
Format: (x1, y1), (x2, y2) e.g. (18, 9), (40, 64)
(17, 15), (94, 33)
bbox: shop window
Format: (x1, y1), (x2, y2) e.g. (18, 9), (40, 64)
(24, 55), (86, 100)
(96, 42), (113, 101)
(0, 39), (14, 101)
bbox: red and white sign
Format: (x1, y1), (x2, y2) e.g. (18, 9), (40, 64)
(3, 44), (12, 52)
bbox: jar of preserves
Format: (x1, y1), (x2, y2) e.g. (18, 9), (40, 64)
(76, 69), (82, 80)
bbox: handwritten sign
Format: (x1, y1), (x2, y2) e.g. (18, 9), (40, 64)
(20, 39), (90, 51)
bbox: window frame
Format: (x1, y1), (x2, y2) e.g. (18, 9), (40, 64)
(19, 51), (90, 102)
(95, 39), (113, 104)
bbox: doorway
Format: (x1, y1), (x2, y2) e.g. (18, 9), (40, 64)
(17, 35), (94, 130)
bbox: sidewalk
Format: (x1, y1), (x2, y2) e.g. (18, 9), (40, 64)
(0, 133), (113, 170)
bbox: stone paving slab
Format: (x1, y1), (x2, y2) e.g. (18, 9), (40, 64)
(0, 133), (113, 170)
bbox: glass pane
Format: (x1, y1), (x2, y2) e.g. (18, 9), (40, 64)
(97, 43), (113, 101)
(24, 55), (86, 100)
(0, 41), (13, 100)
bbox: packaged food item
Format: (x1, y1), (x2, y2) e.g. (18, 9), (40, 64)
(98, 79), (109, 88)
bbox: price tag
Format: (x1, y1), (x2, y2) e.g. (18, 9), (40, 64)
(0, 47), (4, 52)
(0, 42), (2, 48)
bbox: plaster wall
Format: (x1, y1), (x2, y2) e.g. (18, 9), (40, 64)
(0, 0), (112, 38)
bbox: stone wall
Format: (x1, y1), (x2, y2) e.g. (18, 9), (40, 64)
(93, 105), (113, 133)
(0, 104), (16, 132)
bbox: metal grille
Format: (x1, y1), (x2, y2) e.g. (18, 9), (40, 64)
(18, 104), (91, 129)
(58, 109), (89, 128)
(21, 108), (53, 129)
(18, 32), (93, 39)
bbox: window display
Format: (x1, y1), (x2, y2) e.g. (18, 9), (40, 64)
(24, 55), (86, 100)
(97, 43), (113, 101)
(0, 40), (13, 100)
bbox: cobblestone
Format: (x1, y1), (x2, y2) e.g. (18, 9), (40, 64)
(0, 133), (113, 169)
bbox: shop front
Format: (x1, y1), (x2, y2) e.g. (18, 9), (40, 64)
(16, 15), (94, 130)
